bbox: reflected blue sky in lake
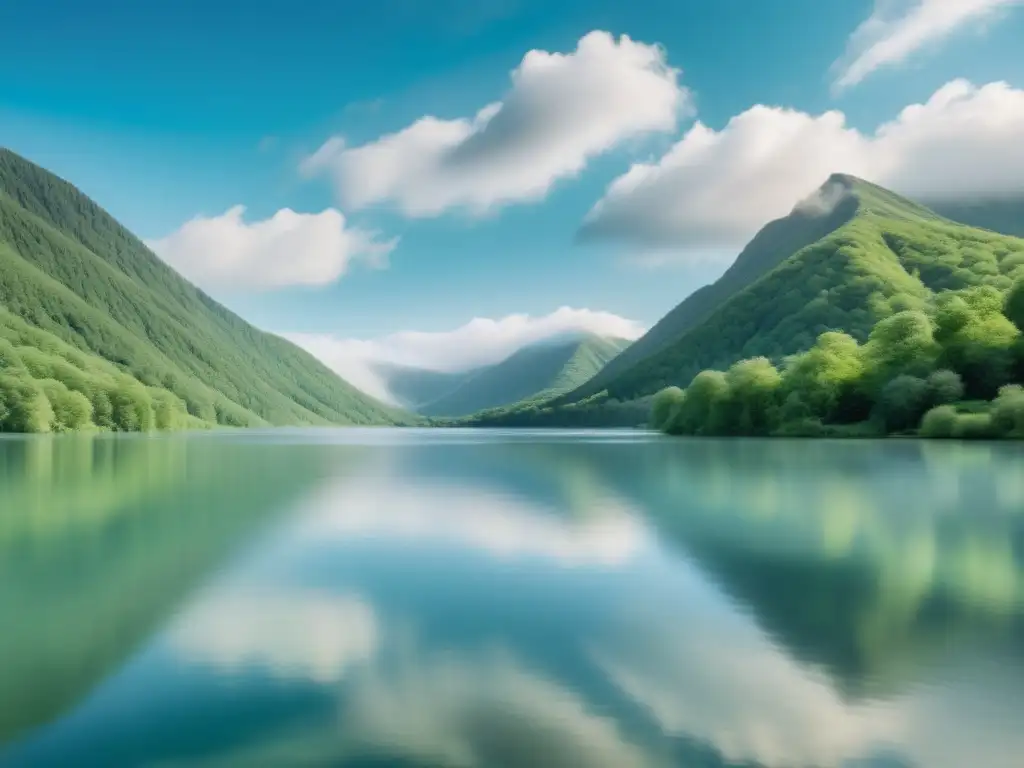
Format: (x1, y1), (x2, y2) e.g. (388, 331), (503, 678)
(2, 431), (1023, 767)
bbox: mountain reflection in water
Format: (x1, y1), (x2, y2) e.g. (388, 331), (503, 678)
(1, 430), (1022, 768)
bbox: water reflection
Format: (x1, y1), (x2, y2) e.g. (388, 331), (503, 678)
(1, 432), (1023, 767)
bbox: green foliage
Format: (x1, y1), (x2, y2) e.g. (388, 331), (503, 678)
(934, 286), (1018, 398)
(721, 357), (783, 435)
(560, 177), (1024, 410)
(991, 385), (1024, 438)
(1005, 279), (1024, 331)
(0, 149), (410, 432)
(782, 332), (865, 420)
(653, 278), (1023, 440)
(663, 370), (730, 435)
(926, 369), (964, 406)
(863, 311), (939, 386)
(950, 413), (997, 440)
(569, 177), (864, 401)
(876, 375), (930, 432)
(0, 371), (53, 432)
(649, 386), (685, 430)
(39, 379), (92, 431)
(919, 405), (959, 439)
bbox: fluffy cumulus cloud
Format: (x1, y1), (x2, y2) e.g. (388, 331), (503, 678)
(283, 307), (645, 404)
(592, 598), (1024, 768)
(171, 590), (378, 683)
(833, 0), (1024, 91)
(300, 31), (687, 217)
(581, 78), (1024, 249)
(293, 474), (648, 567)
(146, 206), (396, 291)
(337, 648), (657, 768)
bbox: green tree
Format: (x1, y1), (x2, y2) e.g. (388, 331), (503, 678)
(666, 370), (730, 435)
(39, 379), (93, 431)
(783, 332), (865, 420)
(926, 369), (964, 407)
(863, 310), (939, 388)
(723, 357), (783, 435)
(110, 385), (154, 432)
(877, 375), (931, 432)
(919, 405), (958, 439)
(0, 372), (54, 433)
(151, 389), (189, 430)
(934, 287), (1019, 398)
(650, 387), (685, 431)
(991, 385), (1024, 438)
(1005, 279), (1024, 332)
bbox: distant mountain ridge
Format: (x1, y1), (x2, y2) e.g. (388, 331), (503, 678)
(0, 149), (409, 431)
(929, 197), (1024, 239)
(380, 334), (630, 417)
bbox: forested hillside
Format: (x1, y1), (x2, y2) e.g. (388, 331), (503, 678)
(569, 175), (865, 401)
(651, 281), (1024, 439)
(576, 176), (1024, 404)
(0, 149), (408, 432)
(418, 334), (629, 417)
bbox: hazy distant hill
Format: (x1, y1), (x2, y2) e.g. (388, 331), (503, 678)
(929, 197), (1024, 239)
(408, 334), (630, 417)
(372, 363), (479, 411)
(0, 149), (409, 431)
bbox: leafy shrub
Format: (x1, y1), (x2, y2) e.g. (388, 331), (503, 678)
(39, 379), (92, 431)
(926, 369), (964, 406)
(877, 375), (931, 432)
(919, 405), (958, 438)
(991, 385), (1024, 438)
(650, 387), (685, 430)
(952, 413), (997, 440)
(0, 372), (54, 432)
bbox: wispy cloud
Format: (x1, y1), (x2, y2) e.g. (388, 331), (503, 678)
(833, 0), (1024, 91)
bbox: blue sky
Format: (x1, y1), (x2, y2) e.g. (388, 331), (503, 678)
(2, 0), (1024, 389)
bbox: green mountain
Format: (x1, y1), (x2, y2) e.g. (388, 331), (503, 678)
(0, 149), (408, 431)
(373, 362), (478, 411)
(559, 174), (1024, 404)
(417, 334), (630, 417)
(570, 178), (863, 401)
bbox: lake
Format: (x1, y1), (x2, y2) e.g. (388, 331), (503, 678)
(1, 429), (1023, 768)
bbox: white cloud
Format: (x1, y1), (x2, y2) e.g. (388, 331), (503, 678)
(592, 598), (1024, 768)
(301, 30), (687, 217)
(292, 473), (648, 567)
(147, 206), (397, 291)
(283, 306), (645, 404)
(339, 648), (657, 768)
(581, 78), (1024, 249)
(171, 590), (378, 683)
(833, 0), (1024, 91)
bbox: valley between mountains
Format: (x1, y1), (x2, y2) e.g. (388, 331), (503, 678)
(1, 149), (1022, 438)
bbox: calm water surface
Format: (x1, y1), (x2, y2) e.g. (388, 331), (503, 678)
(1, 429), (1023, 768)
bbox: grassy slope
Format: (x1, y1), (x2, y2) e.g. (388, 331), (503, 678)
(420, 335), (629, 417)
(575, 176), (1024, 402)
(0, 149), (407, 427)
